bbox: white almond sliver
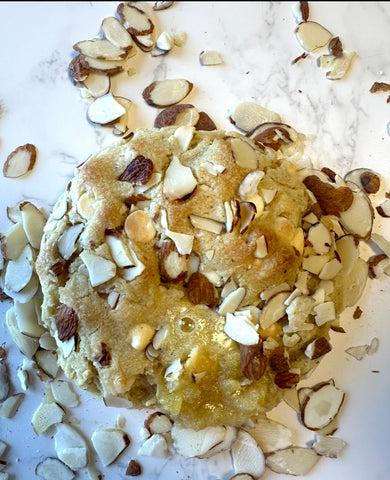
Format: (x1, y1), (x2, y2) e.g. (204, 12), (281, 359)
(87, 93), (127, 125)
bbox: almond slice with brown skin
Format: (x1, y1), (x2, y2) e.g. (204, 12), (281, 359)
(142, 79), (193, 108)
(266, 446), (320, 475)
(87, 93), (127, 125)
(55, 423), (89, 470)
(231, 429), (265, 478)
(19, 201), (47, 249)
(245, 417), (292, 453)
(82, 72), (110, 98)
(163, 156), (197, 200)
(79, 55), (124, 74)
(339, 181), (374, 239)
(0, 221), (28, 261)
(117, 2), (154, 36)
(376, 199), (390, 218)
(153, 1), (174, 10)
(301, 381), (345, 430)
(102, 16), (133, 50)
(35, 457), (75, 480)
(295, 20), (332, 52)
(3, 143), (37, 178)
(73, 39), (127, 61)
(170, 424), (227, 458)
(228, 102), (281, 133)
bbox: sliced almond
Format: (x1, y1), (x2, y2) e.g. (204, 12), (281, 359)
(154, 103), (196, 128)
(19, 201), (47, 249)
(133, 33), (156, 52)
(80, 250), (116, 287)
(156, 31), (174, 52)
(163, 156), (197, 200)
(82, 72), (110, 98)
(301, 381), (345, 431)
(50, 380), (79, 408)
(31, 402), (65, 435)
(117, 2), (154, 36)
(376, 199), (390, 218)
(14, 298), (46, 338)
(112, 96), (132, 134)
(142, 79), (193, 108)
(74, 39), (127, 61)
(54, 423), (89, 470)
(239, 201), (257, 234)
(6, 307), (39, 359)
(345, 344), (368, 361)
(305, 336), (332, 359)
(0, 363), (9, 402)
(368, 253), (390, 279)
(35, 457), (75, 480)
(102, 16), (133, 50)
(228, 102), (281, 133)
(153, 1), (174, 10)
(312, 434), (347, 458)
(246, 417), (292, 453)
(144, 412), (173, 435)
(231, 429), (265, 478)
(58, 223), (83, 260)
(295, 21), (332, 52)
(87, 93), (127, 125)
(307, 222), (332, 254)
(0, 393), (25, 418)
(266, 446), (319, 475)
(199, 50), (223, 66)
(339, 182), (374, 239)
(259, 292), (290, 330)
(3, 244), (34, 294)
(218, 286), (246, 315)
(189, 214), (224, 234)
(137, 433), (169, 458)
(91, 428), (130, 467)
(3, 143), (37, 178)
(248, 122), (296, 151)
(230, 138), (258, 169)
(79, 55), (124, 74)
(223, 311), (259, 346)
(171, 424), (227, 458)
(224, 200), (240, 233)
(344, 168), (380, 194)
(68, 55), (89, 83)
(292, 1), (310, 23)
(325, 51), (356, 80)
(0, 221), (28, 261)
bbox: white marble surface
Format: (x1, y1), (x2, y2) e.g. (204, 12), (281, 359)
(1, 2), (390, 479)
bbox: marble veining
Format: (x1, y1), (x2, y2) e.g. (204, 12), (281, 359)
(0, 2), (390, 480)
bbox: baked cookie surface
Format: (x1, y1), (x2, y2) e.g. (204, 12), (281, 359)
(36, 126), (357, 429)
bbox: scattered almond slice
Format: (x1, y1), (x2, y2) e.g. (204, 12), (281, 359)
(223, 311), (259, 346)
(101, 16), (133, 50)
(35, 349), (59, 379)
(87, 93), (127, 125)
(142, 79), (193, 108)
(230, 138), (258, 169)
(91, 428), (130, 467)
(14, 297), (46, 338)
(325, 51), (356, 80)
(246, 417), (292, 453)
(0, 221), (28, 261)
(171, 424), (228, 458)
(231, 429), (265, 479)
(265, 446), (320, 475)
(154, 103), (196, 128)
(0, 363), (9, 402)
(54, 423), (89, 470)
(0, 393), (25, 418)
(117, 2), (154, 37)
(82, 72), (111, 98)
(31, 402), (64, 435)
(228, 102), (281, 133)
(312, 434), (347, 458)
(199, 50), (223, 66)
(137, 433), (169, 458)
(345, 344), (368, 361)
(153, 1), (174, 11)
(6, 307), (40, 359)
(19, 201), (47, 249)
(156, 31), (174, 52)
(344, 168), (380, 194)
(189, 214), (224, 234)
(73, 39), (127, 61)
(35, 457), (75, 480)
(376, 199), (390, 218)
(294, 21), (332, 52)
(301, 381), (345, 431)
(50, 380), (79, 408)
(339, 182), (374, 239)
(144, 412), (173, 435)
(112, 96), (133, 134)
(3, 143), (37, 178)
(79, 55), (124, 74)
(3, 244), (34, 294)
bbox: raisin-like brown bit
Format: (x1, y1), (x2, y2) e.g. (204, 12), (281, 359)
(56, 304), (79, 342)
(119, 155), (153, 185)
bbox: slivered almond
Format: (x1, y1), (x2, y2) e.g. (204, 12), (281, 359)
(73, 39), (127, 61)
(143, 79), (193, 108)
(82, 72), (110, 98)
(79, 54), (124, 74)
(102, 16), (133, 50)
(3, 143), (37, 178)
(117, 2), (154, 36)
(248, 122), (295, 151)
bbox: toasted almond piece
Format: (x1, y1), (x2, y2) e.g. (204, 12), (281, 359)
(295, 20), (332, 52)
(87, 93), (127, 125)
(112, 96), (132, 134)
(102, 16), (133, 50)
(142, 79), (193, 108)
(189, 214), (224, 234)
(153, 1), (174, 10)
(154, 103), (195, 128)
(0, 363), (9, 402)
(230, 138), (258, 169)
(91, 428), (130, 467)
(54, 423), (88, 470)
(68, 55), (89, 83)
(137, 433), (169, 458)
(171, 424), (227, 458)
(35, 349), (59, 379)
(80, 250), (116, 287)
(58, 223), (84, 260)
(50, 380), (79, 408)
(218, 286), (246, 314)
(246, 417), (292, 453)
(3, 144), (37, 178)
(74, 39), (127, 61)
(326, 51), (356, 80)
(144, 412), (173, 435)
(312, 434), (347, 458)
(301, 381), (345, 430)
(231, 429), (265, 478)
(82, 72), (110, 98)
(19, 201), (46, 249)
(35, 457), (75, 480)
(199, 50), (223, 66)
(31, 402), (64, 435)
(0, 222), (28, 261)
(344, 168), (380, 194)
(266, 446), (319, 475)
(0, 393), (25, 418)
(224, 311), (259, 346)
(259, 292), (290, 330)
(79, 55), (124, 74)
(4, 244), (34, 294)
(6, 307), (39, 359)
(376, 199), (390, 218)
(305, 336), (332, 359)
(247, 122), (296, 151)
(117, 2), (154, 36)
(163, 156), (197, 200)
(228, 102), (281, 133)
(339, 182), (374, 239)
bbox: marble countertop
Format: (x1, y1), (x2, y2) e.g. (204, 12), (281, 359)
(1, 2), (390, 479)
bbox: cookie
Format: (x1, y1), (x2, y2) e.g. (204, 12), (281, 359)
(36, 125), (360, 429)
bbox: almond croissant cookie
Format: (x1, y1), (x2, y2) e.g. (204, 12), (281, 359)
(36, 125), (367, 429)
